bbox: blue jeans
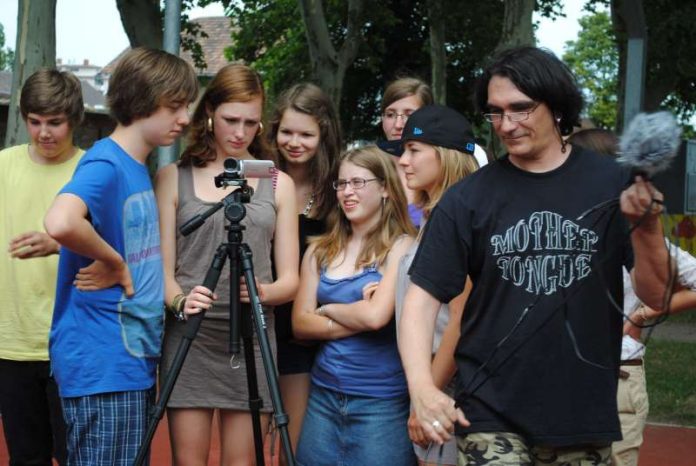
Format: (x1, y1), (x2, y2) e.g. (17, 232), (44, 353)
(296, 384), (417, 466)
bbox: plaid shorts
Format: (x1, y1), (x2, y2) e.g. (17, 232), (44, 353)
(61, 388), (154, 466)
(457, 432), (611, 466)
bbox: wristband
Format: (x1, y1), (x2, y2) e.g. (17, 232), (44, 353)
(169, 293), (187, 322)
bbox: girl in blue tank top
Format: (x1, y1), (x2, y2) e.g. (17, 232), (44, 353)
(293, 145), (417, 465)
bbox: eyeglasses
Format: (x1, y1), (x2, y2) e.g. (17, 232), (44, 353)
(483, 104), (540, 123)
(332, 177), (381, 191)
(382, 111), (412, 122)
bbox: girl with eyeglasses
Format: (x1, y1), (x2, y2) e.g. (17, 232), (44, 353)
(379, 78), (434, 228)
(292, 146), (417, 465)
(267, 83), (341, 462)
(155, 64), (299, 466)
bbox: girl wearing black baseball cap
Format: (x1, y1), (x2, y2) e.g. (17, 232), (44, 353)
(396, 104), (480, 466)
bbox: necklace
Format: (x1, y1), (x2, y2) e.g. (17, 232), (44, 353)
(302, 193), (315, 216)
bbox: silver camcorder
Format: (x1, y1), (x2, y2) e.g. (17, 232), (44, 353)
(224, 158), (275, 178)
(215, 158), (275, 188)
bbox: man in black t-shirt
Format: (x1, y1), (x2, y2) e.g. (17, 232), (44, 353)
(398, 47), (672, 465)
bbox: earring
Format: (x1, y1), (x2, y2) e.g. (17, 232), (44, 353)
(206, 117), (213, 133)
(257, 121), (265, 135)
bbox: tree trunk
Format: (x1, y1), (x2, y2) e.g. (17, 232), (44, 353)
(427, 0), (446, 104)
(116, 0), (163, 49)
(4, 0), (56, 147)
(494, 0), (535, 54)
(297, 0), (365, 111)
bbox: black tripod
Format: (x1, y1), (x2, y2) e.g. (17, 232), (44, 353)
(135, 178), (294, 466)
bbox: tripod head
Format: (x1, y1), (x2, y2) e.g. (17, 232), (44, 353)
(181, 157), (275, 235)
(180, 177), (253, 236)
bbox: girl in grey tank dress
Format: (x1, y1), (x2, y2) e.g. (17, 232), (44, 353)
(154, 64), (299, 465)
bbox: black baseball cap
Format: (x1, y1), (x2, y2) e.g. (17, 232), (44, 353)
(400, 104), (476, 155)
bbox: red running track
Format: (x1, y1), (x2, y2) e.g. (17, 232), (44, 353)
(0, 419), (693, 465)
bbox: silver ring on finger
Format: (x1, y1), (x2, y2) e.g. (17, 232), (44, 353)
(432, 420), (442, 430)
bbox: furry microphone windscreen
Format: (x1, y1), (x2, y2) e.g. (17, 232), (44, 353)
(617, 111), (682, 178)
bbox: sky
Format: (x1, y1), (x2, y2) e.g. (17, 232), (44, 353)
(0, 0), (585, 68)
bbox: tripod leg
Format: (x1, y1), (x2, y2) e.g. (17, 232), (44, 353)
(134, 245), (227, 466)
(240, 244), (296, 466)
(241, 307), (266, 466)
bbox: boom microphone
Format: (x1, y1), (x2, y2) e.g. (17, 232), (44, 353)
(617, 111), (682, 178)
(577, 111), (681, 221)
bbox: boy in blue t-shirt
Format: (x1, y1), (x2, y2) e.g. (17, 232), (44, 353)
(44, 47), (198, 466)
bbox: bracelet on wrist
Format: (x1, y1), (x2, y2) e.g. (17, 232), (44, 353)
(169, 293), (187, 322)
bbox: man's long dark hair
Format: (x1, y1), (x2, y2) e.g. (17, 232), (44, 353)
(474, 46), (583, 136)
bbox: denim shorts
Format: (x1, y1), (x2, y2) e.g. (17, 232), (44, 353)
(296, 384), (417, 466)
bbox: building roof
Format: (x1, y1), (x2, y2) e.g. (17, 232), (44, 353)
(80, 80), (106, 110)
(102, 16), (237, 78)
(182, 16), (238, 77)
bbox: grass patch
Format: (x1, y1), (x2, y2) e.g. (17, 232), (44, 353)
(645, 338), (696, 426)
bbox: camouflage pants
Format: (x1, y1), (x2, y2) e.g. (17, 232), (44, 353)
(457, 432), (611, 466)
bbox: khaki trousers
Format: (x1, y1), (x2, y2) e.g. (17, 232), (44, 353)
(611, 363), (649, 466)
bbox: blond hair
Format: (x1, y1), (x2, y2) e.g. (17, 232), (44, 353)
(311, 145), (416, 269)
(415, 146), (479, 220)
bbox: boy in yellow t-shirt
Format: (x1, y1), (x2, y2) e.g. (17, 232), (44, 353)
(0, 68), (84, 466)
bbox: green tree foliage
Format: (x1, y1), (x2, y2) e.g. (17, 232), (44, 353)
(563, 11), (618, 129)
(228, 0), (505, 141)
(0, 23), (15, 71)
(638, 0), (696, 129)
(582, 0), (696, 135)
(227, 0), (310, 107)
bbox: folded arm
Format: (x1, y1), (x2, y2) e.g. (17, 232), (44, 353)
(320, 235), (414, 331)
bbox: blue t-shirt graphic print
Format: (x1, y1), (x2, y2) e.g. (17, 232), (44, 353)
(121, 190), (163, 358)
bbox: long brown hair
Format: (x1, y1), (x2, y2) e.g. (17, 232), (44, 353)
(567, 128), (619, 157)
(311, 145), (416, 269)
(180, 64), (271, 167)
(268, 83), (342, 219)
